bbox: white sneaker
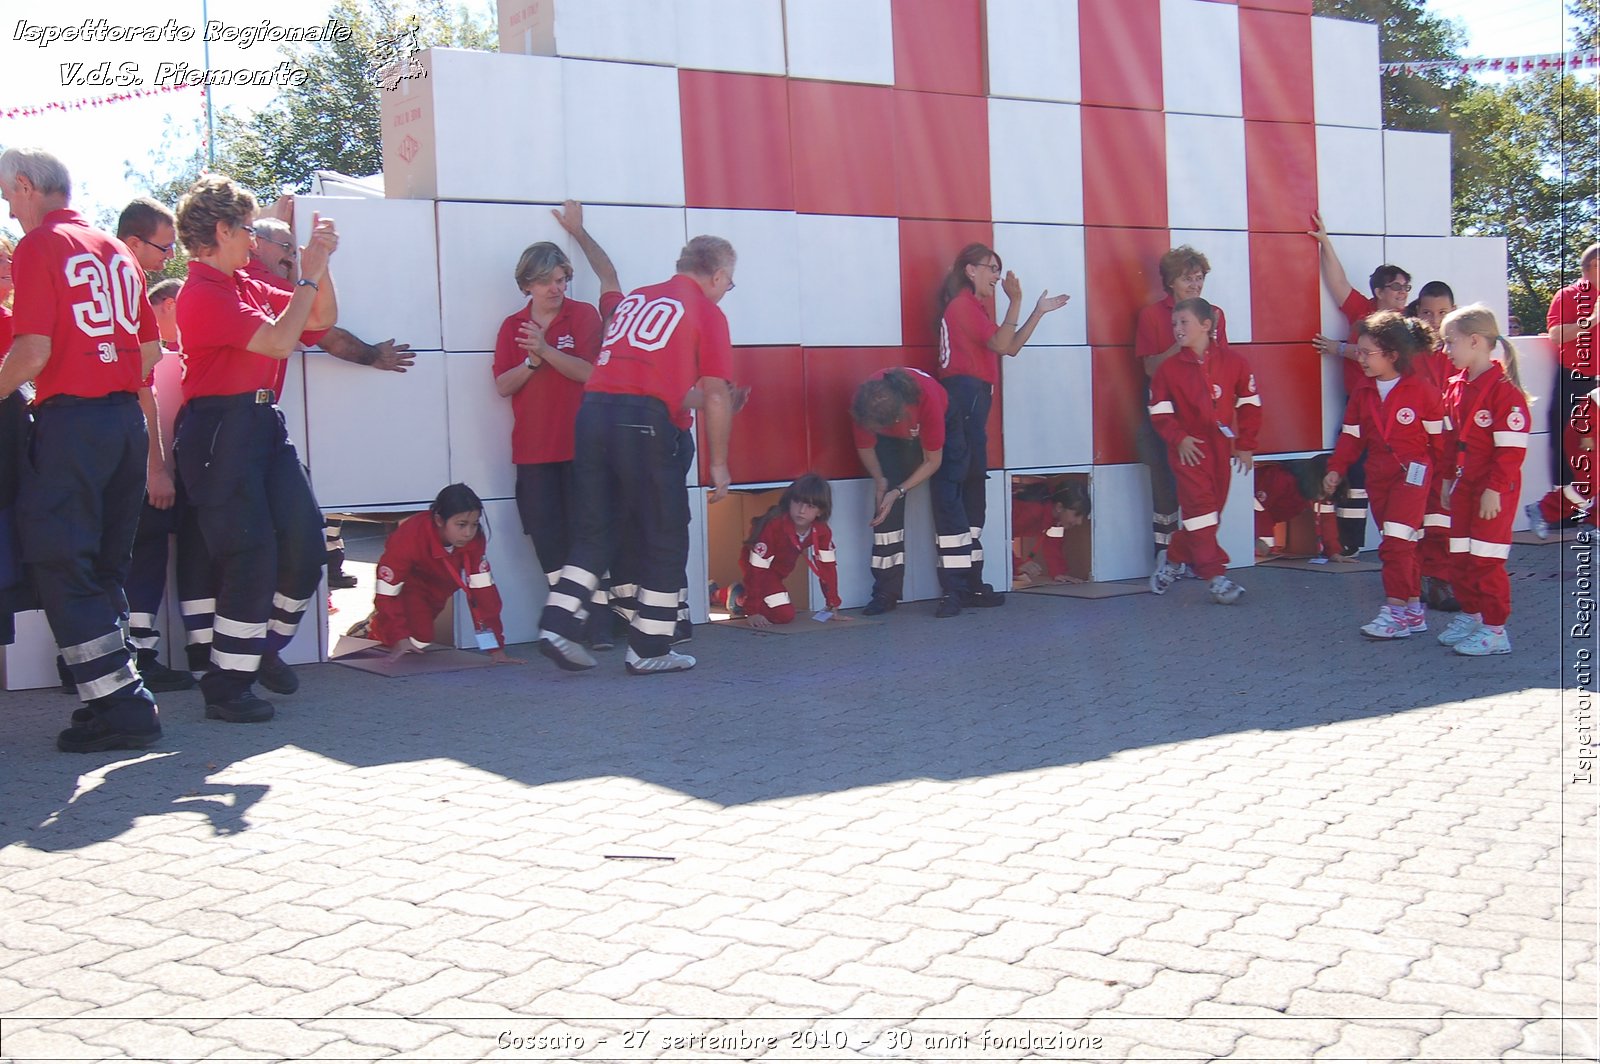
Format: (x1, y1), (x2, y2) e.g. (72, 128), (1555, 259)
(1150, 561), (1183, 596)
(625, 647), (697, 675)
(1177, 562), (1197, 580)
(1405, 607), (1428, 634)
(1523, 502), (1550, 540)
(538, 629), (597, 671)
(1437, 614), (1482, 647)
(1208, 575), (1244, 604)
(1360, 605), (1411, 639)
(1454, 626), (1511, 656)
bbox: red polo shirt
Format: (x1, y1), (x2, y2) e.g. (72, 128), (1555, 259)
(9, 208), (154, 404)
(175, 260), (326, 401)
(493, 291), (620, 464)
(1548, 279), (1598, 375)
(586, 274), (733, 431)
(851, 367), (949, 451)
(938, 289), (999, 384)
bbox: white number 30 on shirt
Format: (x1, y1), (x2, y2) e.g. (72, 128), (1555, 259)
(65, 252), (142, 338)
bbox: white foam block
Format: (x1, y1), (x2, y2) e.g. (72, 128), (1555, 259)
(986, 0), (1081, 103)
(1090, 464), (1155, 582)
(295, 196), (441, 352)
(981, 469), (1011, 592)
(437, 202), (566, 354)
(1161, 0), (1242, 117)
(675, 0), (786, 74)
(797, 215), (903, 347)
(989, 99), (1085, 226)
(1167, 114), (1249, 231)
(1383, 236), (1511, 334)
(1317, 125), (1386, 235)
(1, 611), (60, 691)
(552, 0), (677, 64)
(1508, 333), (1557, 428)
(1170, 229), (1253, 344)
(687, 488), (711, 622)
(1383, 130), (1453, 238)
(382, 49), (566, 203)
(1221, 463), (1256, 571)
(1312, 15), (1382, 129)
(685, 209), (801, 345)
(444, 351), (517, 504)
(824, 478), (878, 609)
(992, 222), (1088, 344)
(784, 0), (895, 85)
(303, 351), (450, 509)
(562, 59), (686, 206)
(568, 206), (691, 311)
(465, 498), (547, 647)
(1002, 346), (1094, 469)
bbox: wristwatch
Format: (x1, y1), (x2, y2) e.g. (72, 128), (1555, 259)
(296, 277), (318, 291)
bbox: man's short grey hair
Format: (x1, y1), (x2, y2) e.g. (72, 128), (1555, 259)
(0, 147), (72, 199)
(253, 217), (292, 242)
(676, 235), (735, 277)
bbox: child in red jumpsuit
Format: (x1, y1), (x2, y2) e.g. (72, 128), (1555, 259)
(736, 474), (842, 628)
(1322, 312), (1447, 639)
(370, 484), (519, 663)
(1436, 305), (1531, 656)
(1253, 456), (1341, 559)
(1525, 387), (1597, 537)
(1148, 298), (1262, 604)
(1011, 482), (1091, 584)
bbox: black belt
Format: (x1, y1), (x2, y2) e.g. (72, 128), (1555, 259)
(186, 389), (277, 409)
(36, 392), (137, 409)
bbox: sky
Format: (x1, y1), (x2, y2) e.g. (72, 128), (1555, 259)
(0, 0), (1584, 235)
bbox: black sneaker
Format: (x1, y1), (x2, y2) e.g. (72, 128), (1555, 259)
(585, 611), (618, 652)
(205, 692), (275, 723)
(672, 618), (694, 646)
(257, 653), (298, 695)
(960, 584), (1006, 608)
(327, 571), (359, 590)
(137, 654), (197, 693)
(862, 596), (897, 617)
(57, 716), (162, 753)
(934, 593), (962, 619)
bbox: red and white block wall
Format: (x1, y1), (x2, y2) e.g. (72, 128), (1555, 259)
(317, 0), (1542, 646)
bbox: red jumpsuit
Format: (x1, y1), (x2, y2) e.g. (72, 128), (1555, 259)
(1011, 499), (1071, 580)
(1253, 466), (1341, 554)
(370, 513), (506, 651)
(1149, 344), (1262, 580)
(1329, 375), (1446, 600)
(1411, 347), (1456, 580)
(740, 514), (841, 623)
(1535, 389), (1598, 528)
(1442, 364), (1529, 626)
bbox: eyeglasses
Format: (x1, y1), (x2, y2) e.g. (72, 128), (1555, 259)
(980, 262), (1001, 273)
(260, 235), (295, 254)
(1383, 282), (1412, 294)
(140, 236), (175, 254)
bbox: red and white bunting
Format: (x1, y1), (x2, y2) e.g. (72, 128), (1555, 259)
(1, 82), (197, 120)
(1381, 50), (1600, 77)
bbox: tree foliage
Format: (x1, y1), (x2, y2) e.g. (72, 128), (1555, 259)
(1315, 0), (1598, 327)
(212, 0), (494, 200)
(1311, 0), (1470, 131)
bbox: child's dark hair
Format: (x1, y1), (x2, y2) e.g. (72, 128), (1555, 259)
(1291, 454), (1331, 502)
(431, 483), (485, 522)
(746, 473), (833, 546)
(1050, 483), (1091, 518)
(851, 369), (922, 430)
(1172, 296), (1216, 327)
(1356, 310), (1436, 375)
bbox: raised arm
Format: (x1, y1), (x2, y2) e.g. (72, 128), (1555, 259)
(552, 200), (621, 296)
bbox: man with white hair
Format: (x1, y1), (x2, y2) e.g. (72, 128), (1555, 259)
(0, 148), (164, 751)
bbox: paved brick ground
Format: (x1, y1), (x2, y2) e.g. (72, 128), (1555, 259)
(1, 543), (1594, 1061)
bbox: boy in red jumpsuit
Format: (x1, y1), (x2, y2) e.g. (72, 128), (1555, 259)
(1148, 297), (1261, 604)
